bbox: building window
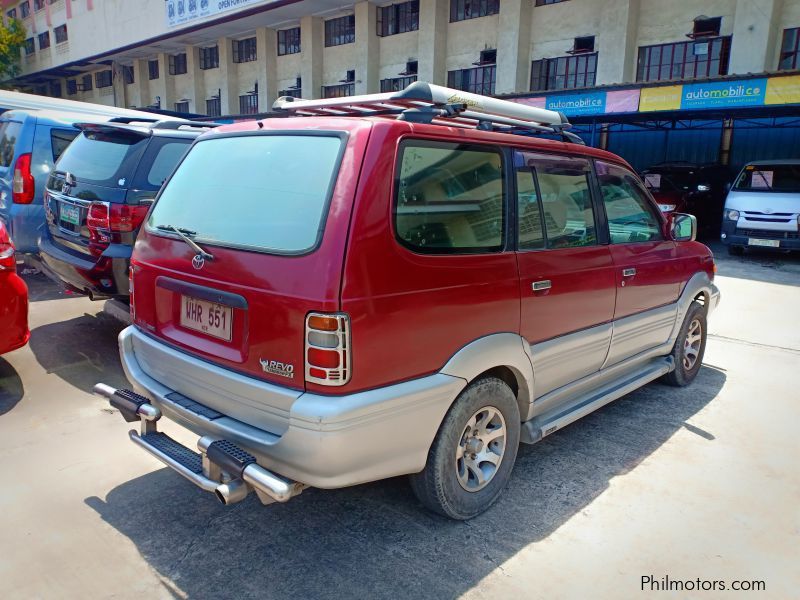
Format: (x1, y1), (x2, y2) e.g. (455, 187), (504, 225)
(325, 15), (355, 47)
(535, 0), (569, 5)
(322, 83), (354, 98)
(636, 36), (731, 82)
(447, 65), (496, 95)
(49, 81), (61, 97)
(175, 101), (190, 113)
(169, 53), (188, 75)
(67, 79), (77, 95)
(20, 2), (30, 19)
(531, 53), (598, 91)
(122, 65), (135, 85)
(277, 27), (300, 55)
(148, 59), (159, 80)
(34, 0), (44, 11)
(54, 24), (68, 44)
(24, 37), (34, 55)
(278, 87), (302, 98)
(239, 94), (259, 114)
(232, 37), (257, 63)
(206, 97), (221, 117)
(38, 31), (50, 50)
(95, 70), (112, 88)
(450, 0), (499, 23)
(81, 74), (92, 91)
(377, 1), (419, 37)
(199, 45), (219, 70)
(7, 8), (17, 19)
(691, 16), (721, 38)
(779, 27), (800, 71)
(380, 75), (418, 92)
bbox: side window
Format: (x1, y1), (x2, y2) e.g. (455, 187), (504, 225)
(145, 140), (190, 189)
(596, 161), (663, 244)
(395, 141), (505, 253)
(520, 153), (597, 249)
(514, 153), (544, 250)
(50, 128), (79, 162)
(0, 121), (22, 168)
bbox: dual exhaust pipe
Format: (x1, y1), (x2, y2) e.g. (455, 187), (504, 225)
(94, 384), (302, 506)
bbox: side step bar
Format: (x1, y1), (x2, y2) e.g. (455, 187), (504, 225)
(93, 384), (304, 506)
(521, 358), (674, 444)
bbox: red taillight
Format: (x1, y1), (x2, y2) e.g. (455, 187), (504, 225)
(12, 153), (34, 204)
(0, 224), (15, 271)
(109, 204), (149, 233)
(86, 202), (110, 230)
(87, 202), (150, 254)
(305, 312), (350, 386)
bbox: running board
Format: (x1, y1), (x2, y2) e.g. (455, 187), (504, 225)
(521, 357), (674, 444)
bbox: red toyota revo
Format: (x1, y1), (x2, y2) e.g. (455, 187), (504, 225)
(95, 83), (719, 520)
(0, 221), (29, 355)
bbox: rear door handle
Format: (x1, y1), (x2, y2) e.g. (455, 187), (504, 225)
(532, 280), (552, 292)
(622, 268), (636, 277)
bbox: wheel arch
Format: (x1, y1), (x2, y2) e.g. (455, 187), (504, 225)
(439, 333), (535, 420)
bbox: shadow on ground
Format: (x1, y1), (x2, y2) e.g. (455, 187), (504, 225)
(0, 358), (24, 416)
(86, 366), (726, 599)
(707, 241), (800, 286)
(28, 312), (128, 394)
(21, 270), (77, 302)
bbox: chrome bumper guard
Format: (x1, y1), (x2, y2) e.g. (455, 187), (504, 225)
(93, 383), (305, 505)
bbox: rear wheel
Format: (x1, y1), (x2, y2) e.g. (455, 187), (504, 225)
(662, 302), (707, 387)
(410, 377), (520, 520)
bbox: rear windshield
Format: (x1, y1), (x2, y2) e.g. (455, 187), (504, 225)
(642, 170), (693, 193)
(147, 134), (343, 254)
(56, 129), (149, 187)
(734, 164), (800, 193)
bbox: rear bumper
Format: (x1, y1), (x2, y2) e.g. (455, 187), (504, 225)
(38, 235), (131, 298)
(117, 325), (464, 489)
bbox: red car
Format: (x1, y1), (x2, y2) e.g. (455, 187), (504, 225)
(96, 83), (720, 520)
(0, 221), (29, 354)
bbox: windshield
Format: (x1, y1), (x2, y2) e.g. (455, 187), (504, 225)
(147, 134), (343, 254)
(56, 129), (149, 187)
(642, 169), (695, 193)
(734, 164), (800, 193)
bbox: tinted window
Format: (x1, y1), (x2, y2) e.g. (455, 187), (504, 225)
(50, 128), (78, 162)
(597, 161), (662, 244)
(55, 130), (149, 187)
(515, 154), (544, 250)
(148, 135), (343, 254)
(141, 140), (190, 189)
(0, 121), (23, 168)
(734, 164), (800, 193)
(395, 142), (505, 253)
(528, 154), (596, 249)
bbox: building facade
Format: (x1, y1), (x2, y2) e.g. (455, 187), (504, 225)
(4, 0), (800, 116)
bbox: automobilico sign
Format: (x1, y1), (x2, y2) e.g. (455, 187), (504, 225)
(166, 0), (275, 28)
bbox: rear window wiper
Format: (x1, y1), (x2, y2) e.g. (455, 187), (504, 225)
(155, 224), (214, 261)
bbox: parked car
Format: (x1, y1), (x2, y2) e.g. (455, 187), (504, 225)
(38, 119), (217, 303)
(0, 221), (29, 355)
(0, 104), (166, 257)
(640, 162), (730, 235)
(721, 160), (800, 255)
(95, 84), (720, 520)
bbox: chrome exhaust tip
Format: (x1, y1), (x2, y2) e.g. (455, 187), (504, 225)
(215, 479), (249, 505)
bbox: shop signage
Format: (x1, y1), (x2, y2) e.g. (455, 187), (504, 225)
(680, 78), (767, 109)
(166, 0), (269, 28)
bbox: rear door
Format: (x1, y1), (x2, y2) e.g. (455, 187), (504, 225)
(595, 160), (683, 366)
(132, 127), (363, 392)
(515, 151), (616, 398)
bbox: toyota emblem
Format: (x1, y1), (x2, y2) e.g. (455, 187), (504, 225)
(192, 254), (205, 270)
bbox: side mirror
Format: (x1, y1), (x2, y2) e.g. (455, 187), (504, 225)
(671, 213), (697, 242)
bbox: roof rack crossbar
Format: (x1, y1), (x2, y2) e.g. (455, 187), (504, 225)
(153, 120), (221, 130)
(272, 82), (577, 142)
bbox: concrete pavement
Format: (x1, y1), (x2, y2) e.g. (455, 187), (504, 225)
(0, 246), (797, 599)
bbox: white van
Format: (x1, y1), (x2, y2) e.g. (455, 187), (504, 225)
(721, 160), (800, 255)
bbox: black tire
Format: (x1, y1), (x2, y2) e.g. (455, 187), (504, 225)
(662, 302), (707, 387)
(409, 377), (520, 520)
(728, 245), (744, 256)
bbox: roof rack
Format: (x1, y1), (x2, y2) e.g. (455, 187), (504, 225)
(151, 120), (222, 130)
(272, 82), (583, 144)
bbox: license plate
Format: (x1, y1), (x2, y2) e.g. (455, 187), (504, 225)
(180, 296), (233, 341)
(60, 203), (80, 226)
(748, 238), (780, 248)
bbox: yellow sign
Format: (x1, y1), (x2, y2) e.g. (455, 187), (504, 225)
(639, 85), (683, 112)
(765, 75), (800, 105)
